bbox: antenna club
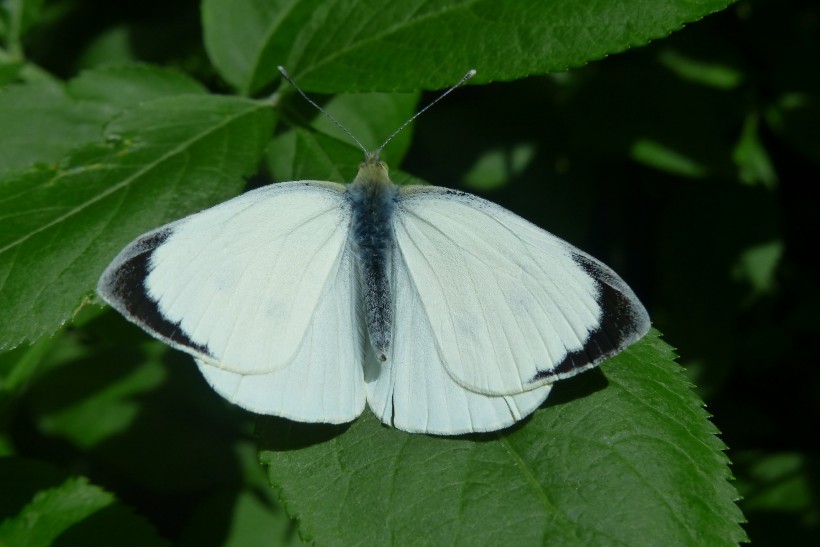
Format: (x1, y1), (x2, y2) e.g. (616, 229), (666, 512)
(374, 68), (479, 155)
(277, 66), (292, 81)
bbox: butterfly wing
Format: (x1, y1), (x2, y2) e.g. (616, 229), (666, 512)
(392, 186), (650, 397)
(98, 181), (356, 376)
(196, 242), (366, 422)
(366, 248), (551, 434)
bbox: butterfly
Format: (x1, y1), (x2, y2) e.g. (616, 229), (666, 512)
(97, 69), (650, 435)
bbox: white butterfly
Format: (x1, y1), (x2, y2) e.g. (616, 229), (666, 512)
(98, 69), (650, 435)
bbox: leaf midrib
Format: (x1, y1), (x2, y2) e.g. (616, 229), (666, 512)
(497, 433), (557, 512)
(0, 101), (265, 258)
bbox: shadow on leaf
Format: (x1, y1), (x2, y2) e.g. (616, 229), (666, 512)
(544, 367), (609, 408)
(256, 416), (351, 451)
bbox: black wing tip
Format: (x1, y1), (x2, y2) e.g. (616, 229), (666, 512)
(530, 252), (650, 384)
(98, 228), (213, 357)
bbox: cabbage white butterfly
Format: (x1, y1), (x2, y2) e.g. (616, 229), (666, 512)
(98, 69), (650, 435)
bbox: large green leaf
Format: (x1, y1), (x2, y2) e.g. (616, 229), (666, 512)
(0, 65), (206, 173)
(259, 330), (746, 545)
(0, 95), (275, 350)
(203, 0), (736, 94)
(67, 64), (206, 111)
(202, 0), (316, 96)
(0, 79), (111, 172)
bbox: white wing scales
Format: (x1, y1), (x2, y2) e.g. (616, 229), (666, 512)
(197, 245), (366, 423)
(99, 175), (648, 434)
(366, 248), (552, 434)
(99, 181), (353, 376)
(393, 186), (649, 397)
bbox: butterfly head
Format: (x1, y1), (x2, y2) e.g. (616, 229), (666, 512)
(354, 154), (391, 187)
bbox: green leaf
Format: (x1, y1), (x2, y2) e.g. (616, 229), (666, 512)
(203, 0), (736, 94)
(202, 0), (317, 96)
(267, 127), (362, 183)
(0, 466), (166, 546)
(18, 311), (267, 495)
(737, 452), (814, 513)
(0, 457), (68, 519)
(733, 114), (777, 188)
(734, 451), (820, 544)
(67, 64), (207, 111)
(29, 342), (168, 449)
(0, 79), (111, 172)
(0, 65), (206, 173)
(631, 138), (709, 178)
(268, 89), (420, 182)
(657, 47), (743, 90)
(180, 489), (302, 547)
(266, 127), (426, 186)
(310, 90), (420, 164)
(0, 334), (56, 408)
(0, 476), (111, 545)
(179, 443), (302, 546)
(259, 330), (746, 545)
(0, 458), (167, 546)
(74, 26), (137, 69)
(463, 143), (536, 191)
(0, 48), (25, 84)
(767, 92), (820, 167)
(730, 240), (783, 299)
(0, 95), (275, 350)
(0, 0), (45, 55)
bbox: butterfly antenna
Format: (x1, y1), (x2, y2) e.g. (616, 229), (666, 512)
(277, 66), (369, 158)
(374, 69), (477, 159)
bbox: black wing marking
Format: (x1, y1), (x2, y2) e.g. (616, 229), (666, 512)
(99, 228), (212, 357)
(531, 252), (649, 383)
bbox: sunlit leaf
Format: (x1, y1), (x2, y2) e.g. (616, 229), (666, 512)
(260, 331), (747, 545)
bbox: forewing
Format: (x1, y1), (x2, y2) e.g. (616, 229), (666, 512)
(197, 245), (366, 422)
(393, 186), (650, 396)
(98, 181), (351, 374)
(365, 246), (552, 435)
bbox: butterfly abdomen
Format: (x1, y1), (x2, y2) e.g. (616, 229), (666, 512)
(347, 173), (400, 361)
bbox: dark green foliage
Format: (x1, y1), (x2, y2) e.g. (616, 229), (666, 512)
(2, 0), (816, 544)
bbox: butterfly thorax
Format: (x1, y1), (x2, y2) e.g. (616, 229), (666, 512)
(347, 158), (399, 362)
